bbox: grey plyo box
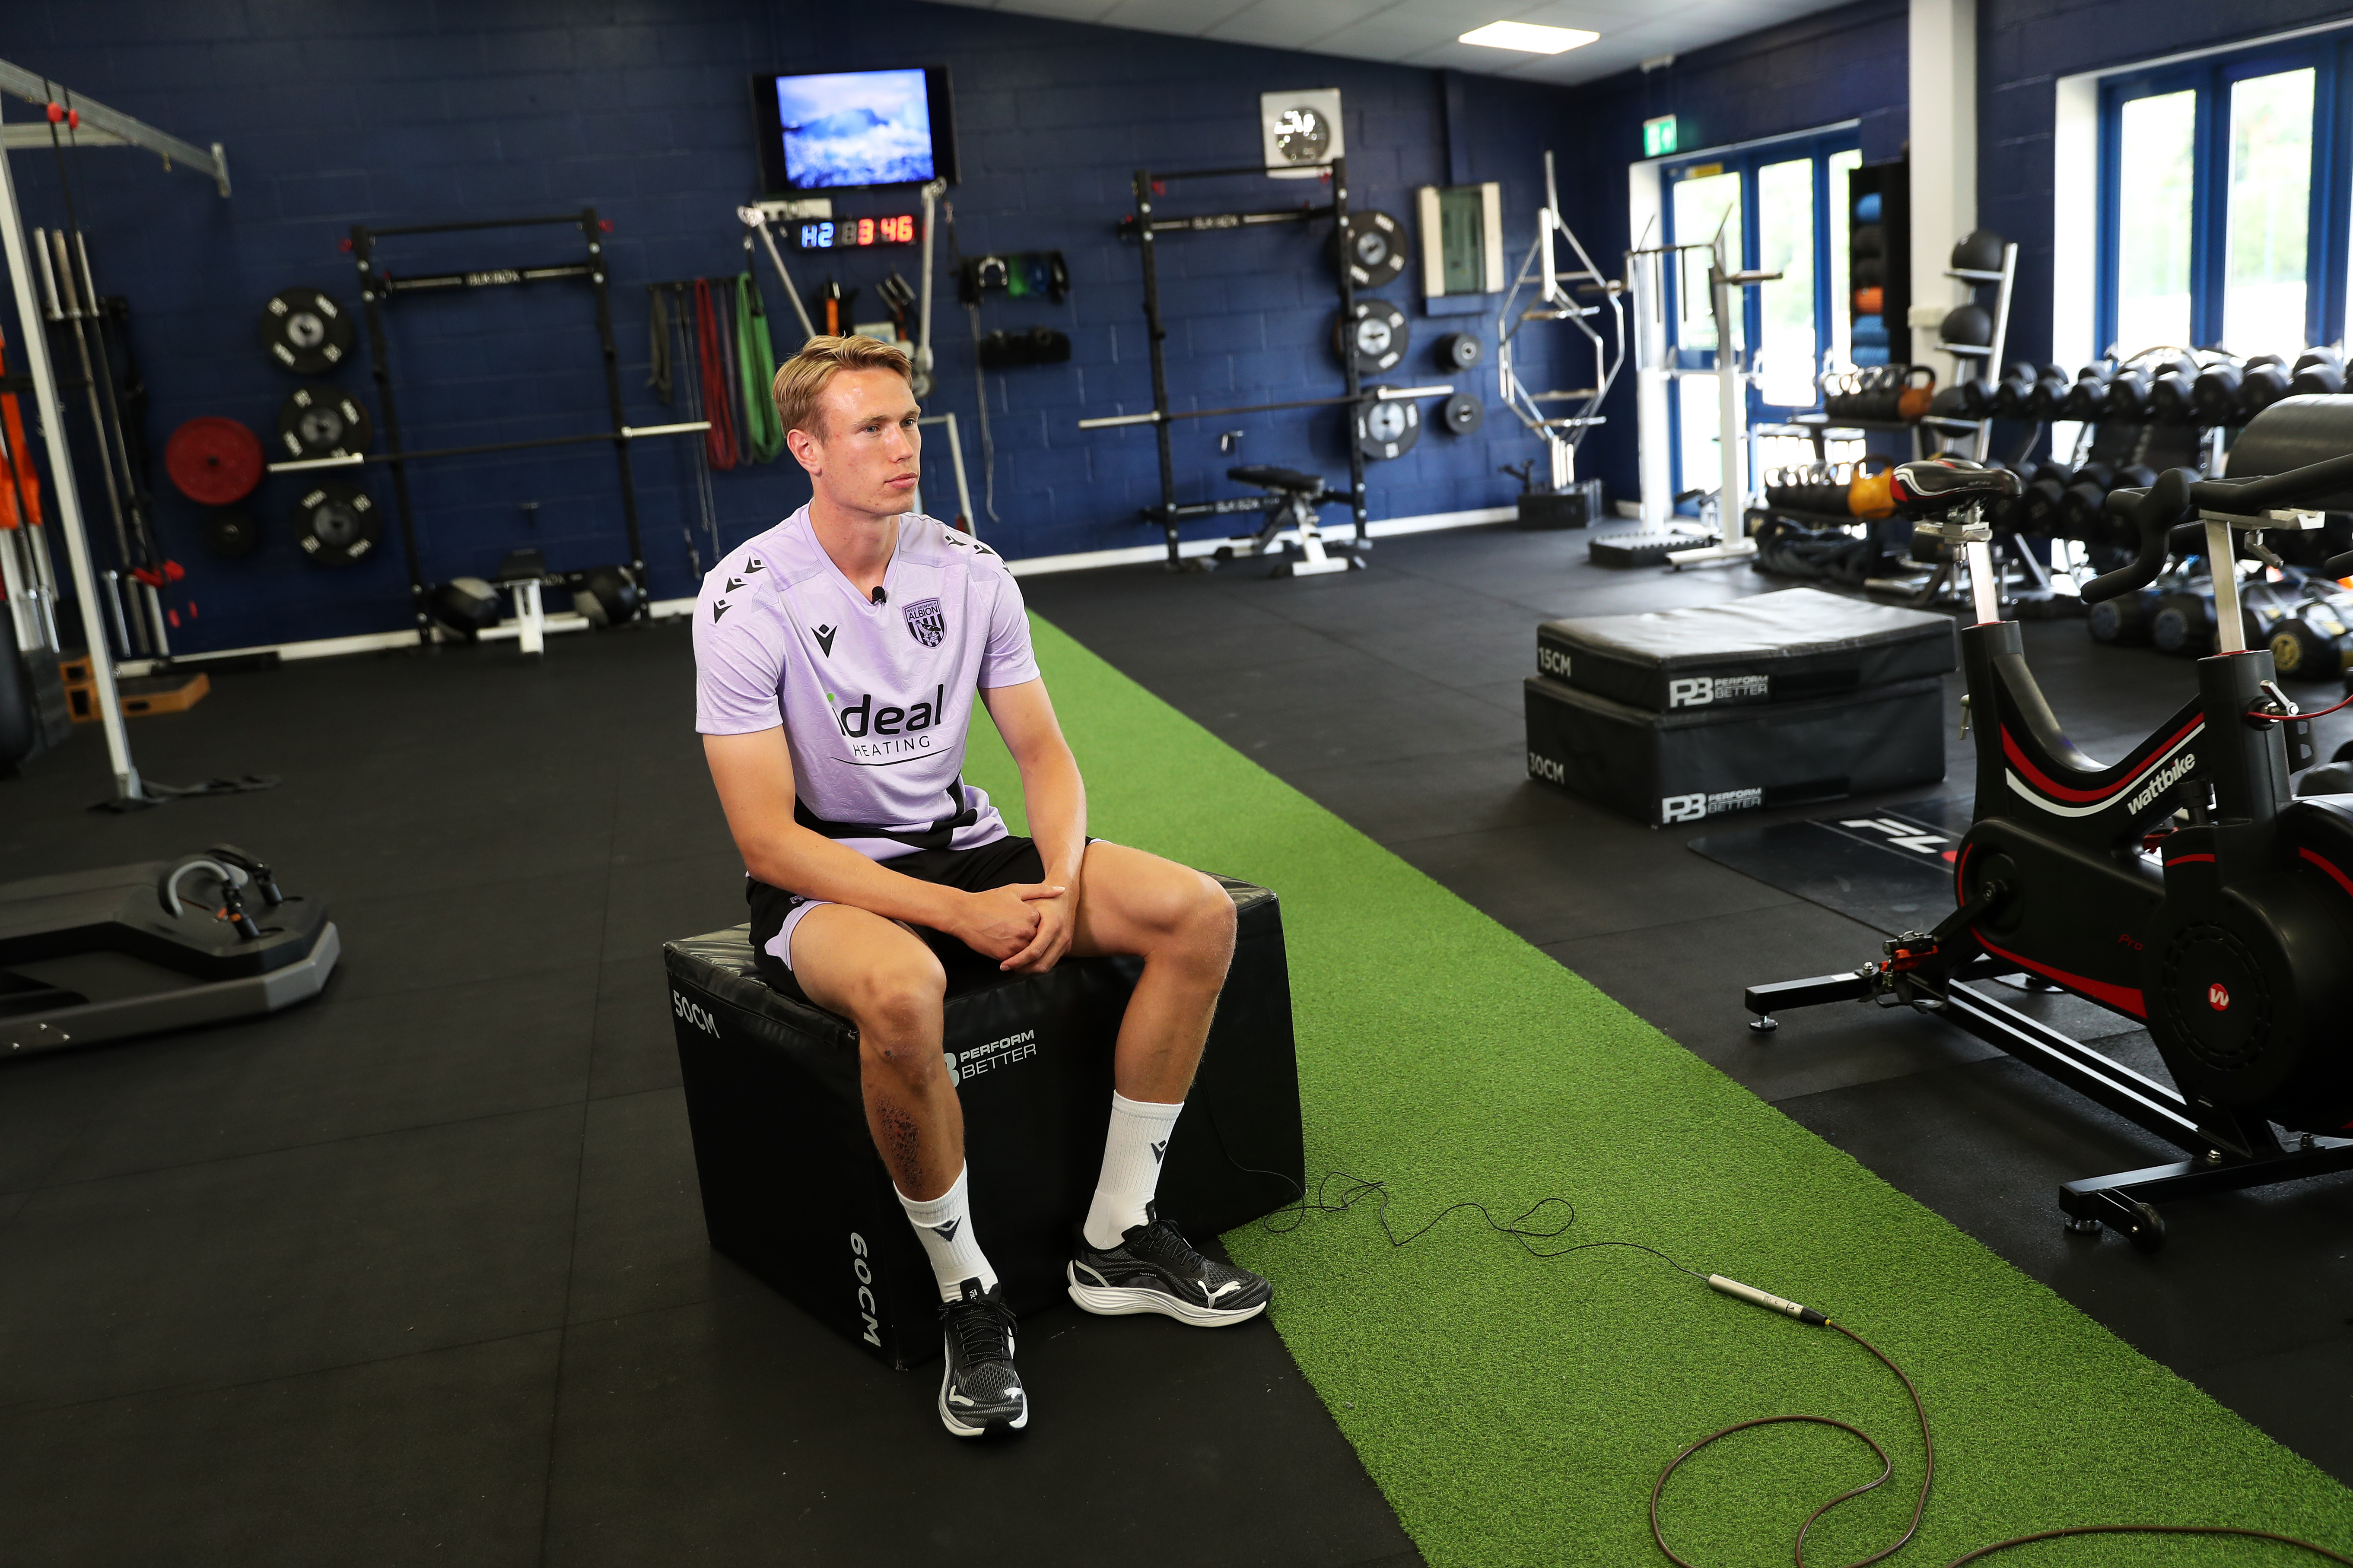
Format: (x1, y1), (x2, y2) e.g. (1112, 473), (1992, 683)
(1536, 588), (1956, 712)
(1523, 673), (1947, 827)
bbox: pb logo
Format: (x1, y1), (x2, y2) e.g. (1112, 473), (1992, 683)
(1661, 793), (1708, 823)
(671, 990), (720, 1038)
(1668, 677), (1715, 708)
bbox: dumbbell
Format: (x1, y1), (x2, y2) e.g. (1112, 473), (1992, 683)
(2238, 355), (2290, 421)
(2090, 464), (2159, 552)
(2190, 362), (2242, 425)
(2023, 364), (2073, 420)
(2018, 461), (2075, 534)
(2104, 365), (2151, 420)
(2290, 348), (2345, 397)
(2058, 363), (2113, 422)
(1988, 362), (2038, 419)
(2149, 365), (2197, 421)
(2058, 462), (2116, 540)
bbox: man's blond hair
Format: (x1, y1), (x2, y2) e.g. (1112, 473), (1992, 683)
(773, 334), (915, 441)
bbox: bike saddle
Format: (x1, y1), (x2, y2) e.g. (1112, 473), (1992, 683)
(1888, 459), (2023, 518)
(1227, 465), (1327, 496)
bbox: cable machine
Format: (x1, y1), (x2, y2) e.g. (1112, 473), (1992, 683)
(0, 60), (237, 806)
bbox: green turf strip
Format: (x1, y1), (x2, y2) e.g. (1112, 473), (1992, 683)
(965, 617), (2352, 1567)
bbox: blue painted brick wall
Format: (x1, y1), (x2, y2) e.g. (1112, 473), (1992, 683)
(0, 0), (1582, 653)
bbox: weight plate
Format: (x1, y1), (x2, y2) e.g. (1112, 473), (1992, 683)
(1440, 392), (1484, 435)
(293, 480), (381, 567)
(1439, 331), (1483, 369)
(164, 416), (266, 506)
(1333, 300), (1409, 375)
(1329, 209), (1407, 289)
(1353, 396), (1421, 461)
(259, 286), (356, 375)
(202, 508), (261, 560)
(275, 385), (373, 460)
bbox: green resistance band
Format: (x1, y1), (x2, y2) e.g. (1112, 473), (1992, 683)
(737, 272), (785, 464)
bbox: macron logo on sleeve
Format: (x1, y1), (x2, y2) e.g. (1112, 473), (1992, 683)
(711, 600), (730, 623)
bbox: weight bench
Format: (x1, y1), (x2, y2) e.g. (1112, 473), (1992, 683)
(663, 876), (1304, 1368)
(1218, 465), (1364, 577)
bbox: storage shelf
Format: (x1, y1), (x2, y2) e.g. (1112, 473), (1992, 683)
(1946, 268), (2004, 283)
(1939, 342), (1994, 356)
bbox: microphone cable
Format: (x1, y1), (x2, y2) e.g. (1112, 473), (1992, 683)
(1199, 1114), (2352, 1568)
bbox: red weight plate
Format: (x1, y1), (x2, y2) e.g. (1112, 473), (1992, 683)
(165, 416), (265, 506)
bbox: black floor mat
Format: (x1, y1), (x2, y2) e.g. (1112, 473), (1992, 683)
(1687, 795), (1975, 934)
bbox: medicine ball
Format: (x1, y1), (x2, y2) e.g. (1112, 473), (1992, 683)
(1950, 229), (2005, 273)
(1940, 303), (1993, 348)
(430, 577), (503, 639)
(572, 565), (642, 628)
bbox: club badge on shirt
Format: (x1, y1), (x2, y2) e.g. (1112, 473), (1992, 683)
(903, 597), (946, 648)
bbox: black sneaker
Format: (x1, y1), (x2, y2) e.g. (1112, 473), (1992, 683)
(937, 1278), (1027, 1438)
(1066, 1204), (1272, 1327)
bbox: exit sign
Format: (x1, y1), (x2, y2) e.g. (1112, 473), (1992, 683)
(1643, 114), (1678, 157)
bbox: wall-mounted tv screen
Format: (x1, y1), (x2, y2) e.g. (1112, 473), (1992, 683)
(753, 66), (957, 193)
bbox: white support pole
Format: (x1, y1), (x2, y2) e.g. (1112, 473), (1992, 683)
(1714, 240), (1745, 546)
(1908, 0), (1978, 374)
(0, 98), (136, 797)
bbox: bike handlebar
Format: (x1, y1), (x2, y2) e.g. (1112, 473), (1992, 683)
(2083, 469), (2196, 606)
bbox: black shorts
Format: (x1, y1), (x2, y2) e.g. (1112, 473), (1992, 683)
(745, 833), (1051, 1004)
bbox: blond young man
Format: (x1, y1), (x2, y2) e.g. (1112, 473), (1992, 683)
(694, 336), (1271, 1439)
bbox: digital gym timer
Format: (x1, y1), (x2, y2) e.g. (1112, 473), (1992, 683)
(795, 215), (921, 249)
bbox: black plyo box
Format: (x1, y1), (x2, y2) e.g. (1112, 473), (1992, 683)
(665, 881), (1302, 1369)
(1536, 588), (1956, 712)
(1524, 673), (1947, 826)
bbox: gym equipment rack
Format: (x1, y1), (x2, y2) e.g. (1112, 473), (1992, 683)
(280, 211), (709, 644)
(1081, 157), (1399, 570)
(0, 61), (232, 806)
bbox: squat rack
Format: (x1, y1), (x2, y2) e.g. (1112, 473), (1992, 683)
(1080, 157), (1384, 568)
(0, 61), (231, 806)
(264, 210), (707, 643)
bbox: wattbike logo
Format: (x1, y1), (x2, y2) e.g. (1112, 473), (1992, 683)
(2126, 750), (2197, 817)
(828, 683), (949, 763)
(944, 1028), (1038, 1086)
(671, 990), (719, 1038)
(1668, 674), (1770, 708)
(849, 1232), (882, 1346)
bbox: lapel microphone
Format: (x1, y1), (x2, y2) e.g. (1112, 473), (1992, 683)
(871, 586), (888, 605)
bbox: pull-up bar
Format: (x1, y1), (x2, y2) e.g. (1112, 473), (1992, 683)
(0, 61), (229, 197)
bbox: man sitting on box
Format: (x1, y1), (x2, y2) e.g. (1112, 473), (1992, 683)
(694, 335), (1272, 1440)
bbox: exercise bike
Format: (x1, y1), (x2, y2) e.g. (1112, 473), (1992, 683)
(1745, 448), (2353, 1251)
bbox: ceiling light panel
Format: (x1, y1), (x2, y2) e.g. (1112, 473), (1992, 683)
(1456, 19), (1598, 52)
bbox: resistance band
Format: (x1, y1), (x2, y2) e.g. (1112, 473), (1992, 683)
(692, 278), (739, 471)
(1229, 1156), (2352, 1568)
(736, 271), (784, 464)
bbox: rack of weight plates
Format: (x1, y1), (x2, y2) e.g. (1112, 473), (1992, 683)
(1078, 158), (1456, 571)
(262, 209), (709, 645)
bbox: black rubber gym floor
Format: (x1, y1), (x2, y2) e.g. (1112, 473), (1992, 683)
(1, 524), (2347, 1567)
(1021, 524), (2353, 1492)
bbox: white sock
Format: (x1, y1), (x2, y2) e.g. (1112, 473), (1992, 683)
(897, 1165), (997, 1303)
(1083, 1092), (1184, 1250)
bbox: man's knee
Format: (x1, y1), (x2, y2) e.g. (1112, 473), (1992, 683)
(847, 952), (948, 1067)
(1167, 872), (1237, 969)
